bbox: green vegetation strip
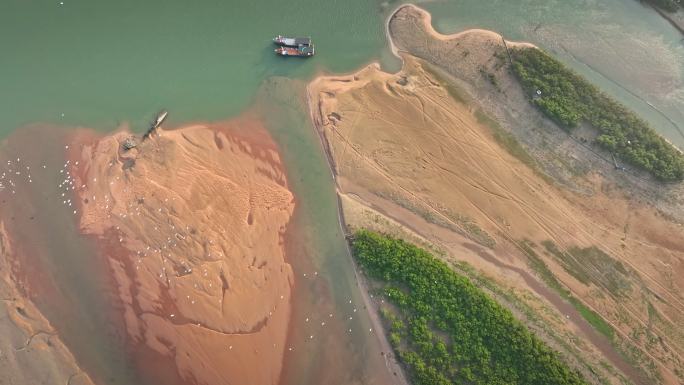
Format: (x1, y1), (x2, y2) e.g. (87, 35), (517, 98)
(351, 230), (588, 385)
(511, 47), (684, 181)
(541, 240), (632, 297)
(519, 241), (615, 340)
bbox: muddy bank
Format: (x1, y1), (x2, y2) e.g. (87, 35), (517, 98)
(0, 223), (95, 385)
(0, 125), (102, 385)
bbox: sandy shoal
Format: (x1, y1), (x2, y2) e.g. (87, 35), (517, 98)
(69, 118), (295, 385)
(386, 3), (535, 56)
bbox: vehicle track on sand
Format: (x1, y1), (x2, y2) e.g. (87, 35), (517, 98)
(417, 70), (684, 316)
(420, 74), (684, 366)
(309, 52), (684, 382)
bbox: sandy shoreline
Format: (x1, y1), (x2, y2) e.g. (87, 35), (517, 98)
(304, 61), (412, 385)
(0, 126), (97, 385)
(0, 3), (680, 384)
(0, 226), (95, 385)
(647, 3), (684, 35)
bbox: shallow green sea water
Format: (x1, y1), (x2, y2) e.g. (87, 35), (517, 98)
(1, 1), (682, 384)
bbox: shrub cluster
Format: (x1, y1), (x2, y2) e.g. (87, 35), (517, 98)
(511, 47), (684, 181)
(352, 230), (588, 385)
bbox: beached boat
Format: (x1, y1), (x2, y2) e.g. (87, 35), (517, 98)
(143, 110), (168, 140)
(273, 35), (311, 47)
(153, 110), (168, 129)
(275, 45), (315, 57)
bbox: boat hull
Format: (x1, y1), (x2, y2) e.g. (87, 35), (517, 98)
(274, 45), (315, 57)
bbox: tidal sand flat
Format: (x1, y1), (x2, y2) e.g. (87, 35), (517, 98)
(0, 119), (295, 385)
(309, 5), (684, 384)
(71, 120), (295, 385)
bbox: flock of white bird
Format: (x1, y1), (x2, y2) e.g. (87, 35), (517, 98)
(0, 146), (376, 358)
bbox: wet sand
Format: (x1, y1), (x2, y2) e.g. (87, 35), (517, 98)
(253, 76), (403, 385)
(0, 125), (112, 385)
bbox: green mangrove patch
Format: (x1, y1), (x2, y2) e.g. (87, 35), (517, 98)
(511, 47), (684, 181)
(351, 230), (588, 385)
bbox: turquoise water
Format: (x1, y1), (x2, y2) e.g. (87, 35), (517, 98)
(1, 1), (683, 384)
(0, 0), (385, 134)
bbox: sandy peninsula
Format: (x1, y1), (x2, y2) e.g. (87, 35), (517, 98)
(67, 118), (295, 385)
(309, 5), (684, 385)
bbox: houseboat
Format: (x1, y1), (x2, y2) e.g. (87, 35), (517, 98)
(153, 110), (168, 129)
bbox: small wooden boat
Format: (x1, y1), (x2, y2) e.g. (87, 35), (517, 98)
(275, 45), (315, 57)
(153, 110), (168, 129)
(273, 35), (311, 47)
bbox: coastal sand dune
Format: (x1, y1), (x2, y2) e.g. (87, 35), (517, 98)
(309, 13), (684, 381)
(69, 119), (295, 384)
